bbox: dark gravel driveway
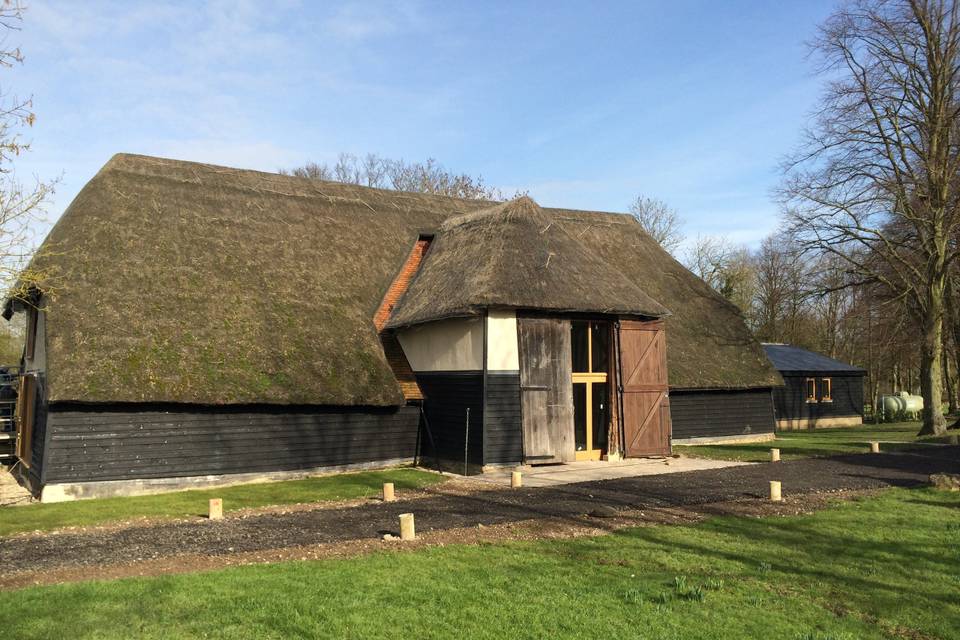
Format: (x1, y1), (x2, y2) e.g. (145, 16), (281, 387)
(2, 447), (957, 577)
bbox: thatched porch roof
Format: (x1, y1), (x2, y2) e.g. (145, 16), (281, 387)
(385, 196), (669, 328)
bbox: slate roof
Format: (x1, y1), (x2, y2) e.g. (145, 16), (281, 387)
(762, 344), (865, 375)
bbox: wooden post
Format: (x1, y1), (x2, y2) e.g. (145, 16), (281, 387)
(511, 471), (522, 488)
(769, 481), (782, 502)
(399, 513), (415, 541)
(870, 441), (880, 453)
(208, 498), (223, 520)
(463, 407), (471, 476)
(770, 448), (780, 462)
(382, 482), (395, 502)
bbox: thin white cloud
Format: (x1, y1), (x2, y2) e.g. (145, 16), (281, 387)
(322, 1), (424, 41)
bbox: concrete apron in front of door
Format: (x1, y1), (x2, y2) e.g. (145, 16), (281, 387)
(471, 457), (754, 488)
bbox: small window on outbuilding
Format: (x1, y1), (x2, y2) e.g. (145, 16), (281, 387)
(805, 378), (817, 403)
(821, 378), (832, 403)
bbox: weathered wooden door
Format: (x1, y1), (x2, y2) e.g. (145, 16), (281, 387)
(619, 320), (671, 457)
(15, 374), (36, 468)
(518, 317), (574, 463)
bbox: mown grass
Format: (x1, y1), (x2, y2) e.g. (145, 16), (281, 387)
(0, 468), (443, 537)
(676, 421), (952, 462)
(1, 488), (957, 639)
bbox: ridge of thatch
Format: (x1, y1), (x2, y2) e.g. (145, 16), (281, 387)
(23, 153), (780, 405)
(385, 196), (670, 328)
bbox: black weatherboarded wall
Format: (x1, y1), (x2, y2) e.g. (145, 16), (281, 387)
(773, 374), (864, 423)
(23, 374), (48, 488)
(484, 372), (522, 465)
(416, 372), (484, 471)
(670, 389), (775, 441)
(40, 404), (421, 484)
(416, 371), (523, 471)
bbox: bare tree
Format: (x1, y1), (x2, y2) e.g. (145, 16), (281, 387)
(780, 0), (960, 435)
(283, 154), (510, 201)
(627, 196), (684, 254)
(751, 233), (814, 345)
(0, 2), (54, 304)
(684, 235), (755, 314)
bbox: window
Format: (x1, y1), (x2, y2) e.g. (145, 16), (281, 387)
(571, 320), (610, 375)
(821, 378), (832, 403)
(805, 378), (817, 403)
(570, 321), (611, 460)
(571, 321), (590, 373)
(24, 307), (37, 360)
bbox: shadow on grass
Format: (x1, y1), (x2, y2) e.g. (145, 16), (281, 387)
(905, 497), (960, 509)
(595, 489), (960, 620)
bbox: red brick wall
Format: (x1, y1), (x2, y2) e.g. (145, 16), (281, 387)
(374, 238), (431, 331)
(374, 238), (432, 401)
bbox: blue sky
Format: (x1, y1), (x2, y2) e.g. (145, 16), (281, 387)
(10, 0), (835, 247)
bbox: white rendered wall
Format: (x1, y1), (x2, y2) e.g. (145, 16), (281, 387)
(396, 317), (484, 372)
(486, 309), (519, 372)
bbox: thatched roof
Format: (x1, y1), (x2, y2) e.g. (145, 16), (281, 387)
(550, 210), (782, 390)
(26, 154), (486, 406)
(22, 154), (779, 406)
(386, 197), (669, 328)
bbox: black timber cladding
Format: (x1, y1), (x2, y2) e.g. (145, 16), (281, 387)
(483, 372), (522, 465)
(416, 372), (484, 472)
(772, 374), (864, 422)
(670, 389), (775, 440)
(41, 404), (421, 483)
(25, 374), (48, 488)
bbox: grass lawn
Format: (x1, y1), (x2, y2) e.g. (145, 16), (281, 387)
(1, 487), (957, 639)
(676, 421), (950, 462)
(0, 468), (444, 537)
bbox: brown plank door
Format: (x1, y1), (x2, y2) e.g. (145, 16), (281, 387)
(517, 316), (575, 463)
(618, 319), (671, 457)
(15, 374), (36, 468)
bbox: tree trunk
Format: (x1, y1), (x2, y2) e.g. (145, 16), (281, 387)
(944, 350), (957, 415)
(918, 300), (947, 436)
(948, 277), (960, 419)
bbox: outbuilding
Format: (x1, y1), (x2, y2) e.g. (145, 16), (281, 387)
(762, 343), (865, 430)
(5, 154), (782, 500)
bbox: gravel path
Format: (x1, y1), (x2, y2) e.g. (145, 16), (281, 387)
(2, 447), (957, 578)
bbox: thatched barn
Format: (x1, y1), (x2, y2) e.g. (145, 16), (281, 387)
(762, 344), (865, 430)
(5, 154), (781, 501)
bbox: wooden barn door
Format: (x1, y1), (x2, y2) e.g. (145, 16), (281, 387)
(517, 317), (574, 463)
(15, 374), (36, 468)
(619, 320), (671, 457)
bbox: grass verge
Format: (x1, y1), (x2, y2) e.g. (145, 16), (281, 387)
(1, 487), (957, 639)
(0, 468), (444, 537)
(675, 421), (951, 462)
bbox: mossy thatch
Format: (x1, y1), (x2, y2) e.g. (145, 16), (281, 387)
(28, 154), (488, 405)
(549, 210), (782, 389)
(385, 197), (669, 328)
(23, 154), (779, 405)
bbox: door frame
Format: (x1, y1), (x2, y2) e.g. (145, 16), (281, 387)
(571, 320), (611, 461)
